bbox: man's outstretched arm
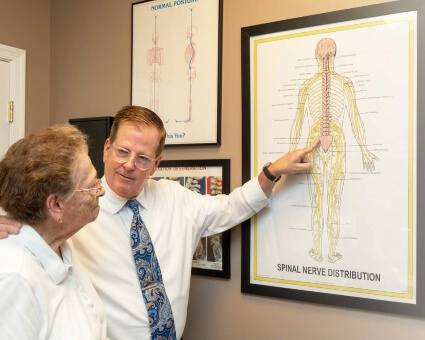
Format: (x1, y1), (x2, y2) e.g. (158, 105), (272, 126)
(0, 140), (320, 237)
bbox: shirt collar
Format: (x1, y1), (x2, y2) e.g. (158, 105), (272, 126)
(101, 176), (149, 214)
(16, 225), (71, 284)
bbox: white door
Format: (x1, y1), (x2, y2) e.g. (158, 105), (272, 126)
(0, 59), (10, 158)
(0, 43), (26, 158)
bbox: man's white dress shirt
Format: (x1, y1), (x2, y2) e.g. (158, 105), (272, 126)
(72, 177), (269, 339)
(0, 225), (107, 339)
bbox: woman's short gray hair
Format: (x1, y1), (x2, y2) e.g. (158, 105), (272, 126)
(0, 124), (89, 224)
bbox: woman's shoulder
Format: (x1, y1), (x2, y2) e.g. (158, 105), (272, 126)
(0, 236), (26, 274)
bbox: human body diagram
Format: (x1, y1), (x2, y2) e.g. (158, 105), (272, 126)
(147, 15), (165, 121)
(146, 10), (198, 124)
(288, 38), (379, 263)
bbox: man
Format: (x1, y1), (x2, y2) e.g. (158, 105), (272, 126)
(0, 105), (319, 339)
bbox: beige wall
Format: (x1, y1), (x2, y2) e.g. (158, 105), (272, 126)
(0, 0), (50, 132)
(50, 0), (132, 123)
(3, 0), (425, 338)
(185, 1), (425, 338)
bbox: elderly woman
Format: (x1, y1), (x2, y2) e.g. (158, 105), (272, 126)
(0, 125), (106, 339)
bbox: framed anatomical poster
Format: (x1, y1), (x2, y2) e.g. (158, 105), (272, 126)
(152, 159), (231, 278)
(241, 0), (425, 317)
(132, 0), (223, 146)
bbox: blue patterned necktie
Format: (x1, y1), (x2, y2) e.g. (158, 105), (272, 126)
(126, 200), (176, 340)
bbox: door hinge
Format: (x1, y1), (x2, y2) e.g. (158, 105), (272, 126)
(8, 101), (13, 122)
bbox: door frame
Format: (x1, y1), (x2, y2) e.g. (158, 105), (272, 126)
(0, 43), (25, 144)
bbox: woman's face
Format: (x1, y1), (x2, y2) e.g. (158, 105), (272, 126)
(62, 153), (105, 234)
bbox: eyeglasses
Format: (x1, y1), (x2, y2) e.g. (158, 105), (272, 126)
(75, 178), (103, 195)
(110, 145), (157, 170)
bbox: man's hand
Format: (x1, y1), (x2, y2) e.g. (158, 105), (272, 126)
(269, 139), (320, 176)
(259, 139), (320, 197)
(0, 216), (22, 239)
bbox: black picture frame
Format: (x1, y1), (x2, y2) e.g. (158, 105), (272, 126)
(241, 0), (425, 317)
(153, 159), (230, 278)
(131, 0), (223, 146)
(69, 116), (114, 178)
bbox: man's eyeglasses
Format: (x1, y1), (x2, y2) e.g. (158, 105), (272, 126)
(110, 145), (157, 170)
(75, 178), (103, 195)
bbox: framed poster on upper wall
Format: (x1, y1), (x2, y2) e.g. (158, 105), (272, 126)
(241, 0), (425, 316)
(131, 0), (223, 146)
(152, 159), (231, 278)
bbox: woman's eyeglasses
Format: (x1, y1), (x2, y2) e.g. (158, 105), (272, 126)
(75, 178), (103, 195)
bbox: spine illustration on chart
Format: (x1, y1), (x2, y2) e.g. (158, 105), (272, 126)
(177, 8), (197, 123)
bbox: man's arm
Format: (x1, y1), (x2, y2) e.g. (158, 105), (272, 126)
(0, 216), (22, 239)
(0, 141), (319, 236)
(259, 139), (320, 197)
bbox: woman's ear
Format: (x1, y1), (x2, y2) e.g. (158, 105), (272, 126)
(46, 194), (64, 224)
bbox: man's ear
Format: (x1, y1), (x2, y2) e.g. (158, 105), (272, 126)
(150, 155), (163, 176)
(103, 138), (111, 163)
(45, 194), (64, 223)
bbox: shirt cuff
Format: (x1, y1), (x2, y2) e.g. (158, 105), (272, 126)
(241, 176), (270, 213)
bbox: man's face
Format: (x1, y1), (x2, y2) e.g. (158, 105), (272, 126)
(103, 122), (162, 199)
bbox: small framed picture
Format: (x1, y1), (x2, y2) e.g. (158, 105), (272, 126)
(153, 159), (230, 278)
